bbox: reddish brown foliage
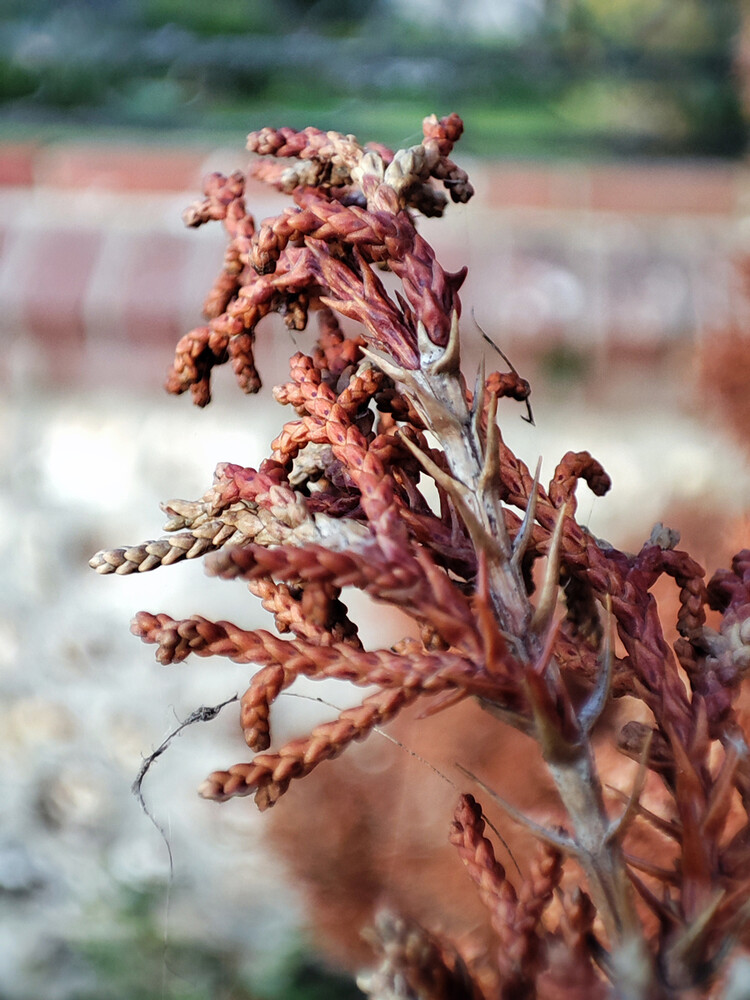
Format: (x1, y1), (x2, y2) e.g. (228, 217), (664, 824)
(92, 115), (750, 999)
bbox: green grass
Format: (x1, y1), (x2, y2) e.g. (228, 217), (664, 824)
(0, 69), (743, 160)
(0, 0), (743, 158)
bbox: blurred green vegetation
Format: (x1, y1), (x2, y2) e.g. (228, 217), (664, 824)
(27, 884), (361, 1000)
(0, 0), (746, 157)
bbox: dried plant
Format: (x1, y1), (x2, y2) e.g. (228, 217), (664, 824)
(90, 114), (750, 999)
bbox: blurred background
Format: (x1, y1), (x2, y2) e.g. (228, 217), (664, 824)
(2, 1), (750, 997)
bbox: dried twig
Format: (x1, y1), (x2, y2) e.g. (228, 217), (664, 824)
(91, 112), (750, 1000)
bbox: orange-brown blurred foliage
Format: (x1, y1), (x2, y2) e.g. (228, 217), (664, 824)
(265, 330), (750, 976)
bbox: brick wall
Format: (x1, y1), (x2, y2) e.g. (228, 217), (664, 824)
(1, 141), (747, 388)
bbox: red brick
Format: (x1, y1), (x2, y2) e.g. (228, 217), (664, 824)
(588, 165), (737, 216)
(36, 145), (208, 193)
(0, 144), (37, 186)
(484, 164), (555, 210)
(484, 164), (588, 211)
(24, 229), (102, 347)
(122, 231), (190, 346)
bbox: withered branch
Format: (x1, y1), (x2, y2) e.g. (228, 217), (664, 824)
(90, 113), (750, 1000)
